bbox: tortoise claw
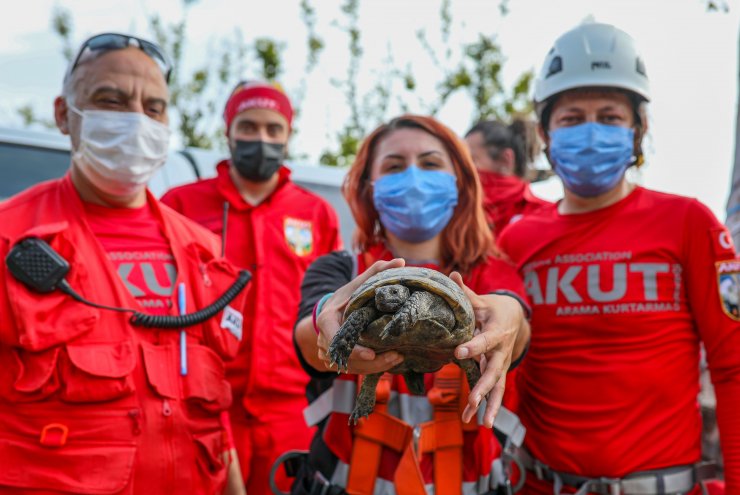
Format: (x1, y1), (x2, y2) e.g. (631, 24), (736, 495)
(348, 409), (370, 425)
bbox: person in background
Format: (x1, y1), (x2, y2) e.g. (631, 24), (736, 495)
(465, 118), (551, 235)
(291, 114), (531, 495)
(161, 81), (342, 495)
(498, 21), (739, 494)
(0, 32), (247, 494)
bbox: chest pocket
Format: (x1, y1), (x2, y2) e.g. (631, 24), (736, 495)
(2, 227), (137, 405)
(59, 342), (137, 403)
(141, 341), (232, 413)
(5, 225), (100, 350)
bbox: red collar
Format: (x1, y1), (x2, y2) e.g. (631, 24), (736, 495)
(62, 172), (165, 224)
(215, 160), (292, 211)
(477, 170), (529, 205)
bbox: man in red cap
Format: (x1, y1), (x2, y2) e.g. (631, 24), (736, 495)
(161, 81), (342, 495)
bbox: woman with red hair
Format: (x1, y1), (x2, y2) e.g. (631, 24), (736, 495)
(288, 115), (530, 495)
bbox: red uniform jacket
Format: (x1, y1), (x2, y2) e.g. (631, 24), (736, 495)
(0, 175), (247, 494)
(478, 171), (552, 236)
(161, 162), (342, 420)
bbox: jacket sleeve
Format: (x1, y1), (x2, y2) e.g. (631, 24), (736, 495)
(683, 199), (740, 491)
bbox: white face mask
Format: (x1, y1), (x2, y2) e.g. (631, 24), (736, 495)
(69, 104), (171, 197)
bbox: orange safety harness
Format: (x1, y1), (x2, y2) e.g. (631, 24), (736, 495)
(346, 364), (476, 495)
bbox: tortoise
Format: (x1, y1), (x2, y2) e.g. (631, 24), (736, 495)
(327, 266), (480, 423)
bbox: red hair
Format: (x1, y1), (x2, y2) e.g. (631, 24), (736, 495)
(343, 114), (498, 275)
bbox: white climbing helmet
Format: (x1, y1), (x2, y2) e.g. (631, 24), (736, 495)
(534, 22), (650, 119)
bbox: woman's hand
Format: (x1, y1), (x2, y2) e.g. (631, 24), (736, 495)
(316, 258), (406, 375)
(450, 272), (530, 429)
(222, 448), (246, 495)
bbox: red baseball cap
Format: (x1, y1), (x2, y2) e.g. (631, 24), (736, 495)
(223, 81), (294, 135)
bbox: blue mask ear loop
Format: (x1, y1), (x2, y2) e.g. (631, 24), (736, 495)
(178, 283), (187, 376)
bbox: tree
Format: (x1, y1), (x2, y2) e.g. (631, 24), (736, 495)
(318, 0), (535, 167)
(22, 0), (533, 168)
(36, 1), (287, 151)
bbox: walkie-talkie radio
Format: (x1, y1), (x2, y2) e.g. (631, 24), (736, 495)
(5, 237), (251, 329)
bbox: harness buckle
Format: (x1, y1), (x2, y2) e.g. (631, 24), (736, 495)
(310, 470), (331, 495)
(533, 460), (547, 481)
(596, 477), (622, 495)
(412, 424), (421, 457)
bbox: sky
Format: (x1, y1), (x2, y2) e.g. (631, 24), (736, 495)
(1, 0), (739, 220)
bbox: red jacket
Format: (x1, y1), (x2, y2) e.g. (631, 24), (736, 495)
(161, 162), (342, 420)
(478, 171), (551, 236)
(0, 175), (247, 494)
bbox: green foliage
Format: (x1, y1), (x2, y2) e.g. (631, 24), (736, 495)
(33, 0), (531, 167)
(148, 10), (226, 149)
(51, 7), (74, 62)
(16, 104), (55, 130)
(39, 2), (283, 150)
(255, 38), (284, 81)
(318, 0), (533, 167)
(422, 29), (533, 123)
(320, 0), (367, 166)
(301, 0), (324, 71)
(705, 0), (730, 12)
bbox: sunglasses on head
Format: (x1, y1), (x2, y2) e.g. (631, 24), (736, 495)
(68, 33), (173, 83)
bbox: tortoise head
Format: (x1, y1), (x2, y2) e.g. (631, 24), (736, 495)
(375, 284), (410, 313)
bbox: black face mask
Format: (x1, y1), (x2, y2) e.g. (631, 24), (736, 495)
(230, 140), (285, 182)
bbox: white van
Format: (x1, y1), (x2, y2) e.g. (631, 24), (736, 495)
(0, 126), (357, 247)
(1, 126), (563, 250)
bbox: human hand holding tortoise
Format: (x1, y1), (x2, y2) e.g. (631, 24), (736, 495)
(316, 259), (407, 377)
(316, 262), (529, 428)
(327, 266), (481, 424)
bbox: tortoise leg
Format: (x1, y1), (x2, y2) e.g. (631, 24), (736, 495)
(403, 371), (426, 396)
(350, 372), (383, 424)
(328, 306), (378, 372)
(455, 358), (481, 392)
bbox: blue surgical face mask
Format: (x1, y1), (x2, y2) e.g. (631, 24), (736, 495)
(372, 165), (458, 243)
(549, 122), (635, 197)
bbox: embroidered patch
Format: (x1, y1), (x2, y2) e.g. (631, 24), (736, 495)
(717, 260), (740, 321)
(221, 305), (243, 340)
(711, 227), (736, 258)
(284, 217), (313, 256)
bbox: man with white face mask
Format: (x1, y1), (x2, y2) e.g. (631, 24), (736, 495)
(0, 33), (248, 494)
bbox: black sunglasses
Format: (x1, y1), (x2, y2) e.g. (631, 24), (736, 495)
(67, 33), (173, 83)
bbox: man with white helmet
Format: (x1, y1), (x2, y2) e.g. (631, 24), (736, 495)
(498, 21), (739, 494)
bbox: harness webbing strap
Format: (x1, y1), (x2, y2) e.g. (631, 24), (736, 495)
(520, 448), (717, 495)
(347, 374), (394, 495)
(426, 364), (466, 495)
(394, 442), (428, 495)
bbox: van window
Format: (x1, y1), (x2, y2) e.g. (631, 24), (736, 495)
(0, 142), (70, 199)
